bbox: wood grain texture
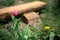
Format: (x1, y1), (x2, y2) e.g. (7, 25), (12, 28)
(22, 12), (41, 25)
(0, 1), (46, 15)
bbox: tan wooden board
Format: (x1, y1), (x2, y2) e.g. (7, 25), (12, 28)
(22, 12), (41, 25)
(0, 1), (46, 15)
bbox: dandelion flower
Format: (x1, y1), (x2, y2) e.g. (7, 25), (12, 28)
(45, 26), (50, 30)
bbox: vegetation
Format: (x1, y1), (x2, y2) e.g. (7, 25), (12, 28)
(0, 0), (15, 6)
(0, 0), (60, 40)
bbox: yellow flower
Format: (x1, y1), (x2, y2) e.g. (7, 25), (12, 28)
(45, 26), (50, 30)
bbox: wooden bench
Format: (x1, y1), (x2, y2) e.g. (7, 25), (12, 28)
(0, 1), (46, 24)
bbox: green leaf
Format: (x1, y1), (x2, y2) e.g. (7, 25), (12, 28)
(49, 32), (55, 40)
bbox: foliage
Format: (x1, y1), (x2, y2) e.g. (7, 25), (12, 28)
(39, 0), (60, 40)
(0, 0), (15, 6)
(49, 32), (55, 40)
(0, 29), (14, 40)
(11, 15), (39, 40)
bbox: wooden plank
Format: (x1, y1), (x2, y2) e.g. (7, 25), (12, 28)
(0, 1), (46, 15)
(22, 12), (42, 25)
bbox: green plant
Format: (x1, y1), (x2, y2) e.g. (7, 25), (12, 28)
(11, 15), (39, 40)
(40, 0), (60, 39)
(0, 30), (14, 40)
(49, 32), (55, 40)
(11, 15), (21, 40)
(39, 25), (56, 40)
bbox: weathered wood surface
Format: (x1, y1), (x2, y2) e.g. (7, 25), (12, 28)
(22, 12), (42, 25)
(0, 1), (46, 15)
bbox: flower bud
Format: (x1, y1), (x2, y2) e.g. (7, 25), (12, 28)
(13, 10), (18, 16)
